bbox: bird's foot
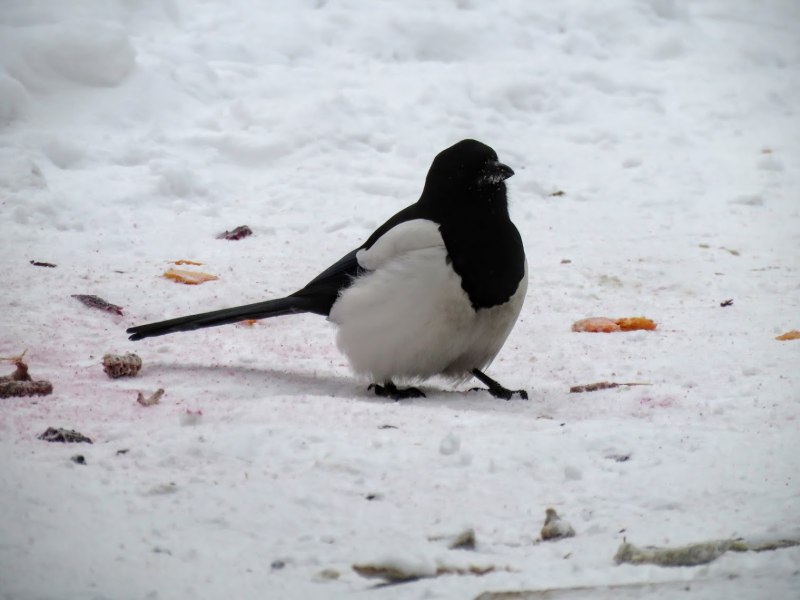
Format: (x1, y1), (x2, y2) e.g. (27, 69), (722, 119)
(368, 381), (426, 401)
(470, 369), (528, 401)
(469, 386), (528, 400)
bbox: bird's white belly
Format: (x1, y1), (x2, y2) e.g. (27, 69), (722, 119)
(329, 247), (527, 383)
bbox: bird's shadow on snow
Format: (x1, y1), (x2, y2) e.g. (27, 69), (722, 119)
(144, 361), (358, 399)
(142, 361), (525, 410)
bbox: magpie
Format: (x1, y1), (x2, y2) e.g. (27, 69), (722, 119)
(127, 139), (528, 400)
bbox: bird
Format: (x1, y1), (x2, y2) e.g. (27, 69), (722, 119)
(127, 139), (528, 400)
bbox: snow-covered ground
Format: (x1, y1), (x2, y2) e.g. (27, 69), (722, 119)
(1, 0), (799, 598)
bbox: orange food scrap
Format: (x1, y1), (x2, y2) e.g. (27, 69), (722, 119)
(239, 319), (259, 327)
(572, 316), (657, 333)
(163, 268), (218, 285)
(614, 317), (657, 331)
(776, 330), (800, 341)
(572, 317), (621, 333)
(172, 259), (204, 266)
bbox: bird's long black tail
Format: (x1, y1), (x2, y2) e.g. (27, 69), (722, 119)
(127, 296), (314, 341)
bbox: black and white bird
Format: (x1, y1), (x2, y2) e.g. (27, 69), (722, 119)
(127, 139), (528, 400)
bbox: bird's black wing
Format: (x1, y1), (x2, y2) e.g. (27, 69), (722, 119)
(289, 247), (364, 316)
(290, 203), (427, 316)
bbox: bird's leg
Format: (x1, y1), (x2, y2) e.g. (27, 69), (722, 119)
(470, 369), (528, 400)
(368, 381), (426, 400)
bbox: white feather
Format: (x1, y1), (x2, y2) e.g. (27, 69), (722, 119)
(356, 219), (445, 270)
(330, 222), (527, 384)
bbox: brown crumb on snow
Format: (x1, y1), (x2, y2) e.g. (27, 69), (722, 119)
(72, 294), (124, 316)
(38, 427), (92, 444)
(775, 330), (800, 341)
(137, 388), (164, 406)
(569, 381), (651, 393)
(541, 508), (576, 541)
(217, 225), (253, 240)
(0, 350), (53, 398)
(103, 353), (142, 378)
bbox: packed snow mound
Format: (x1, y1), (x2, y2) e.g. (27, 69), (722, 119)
(0, 72), (29, 122)
(0, 18), (136, 94)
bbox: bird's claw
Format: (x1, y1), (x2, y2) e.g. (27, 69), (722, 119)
(468, 386), (528, 401)
(369, 382), (426, 401)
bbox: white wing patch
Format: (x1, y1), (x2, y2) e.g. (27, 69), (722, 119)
(356, 219), (444, 271)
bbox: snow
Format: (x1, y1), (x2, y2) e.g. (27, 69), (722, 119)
(1, 0), (799, 598)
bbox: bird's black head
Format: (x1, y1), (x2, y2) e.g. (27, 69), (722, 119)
(420, 139), (514, 207)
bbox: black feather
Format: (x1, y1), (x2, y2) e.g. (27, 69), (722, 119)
(289, 248), (364, 316)
(126, 296), (314, 340)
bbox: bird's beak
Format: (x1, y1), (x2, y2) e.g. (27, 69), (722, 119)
(483, 160), (514, 185)
(494, 161), (514, 181)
